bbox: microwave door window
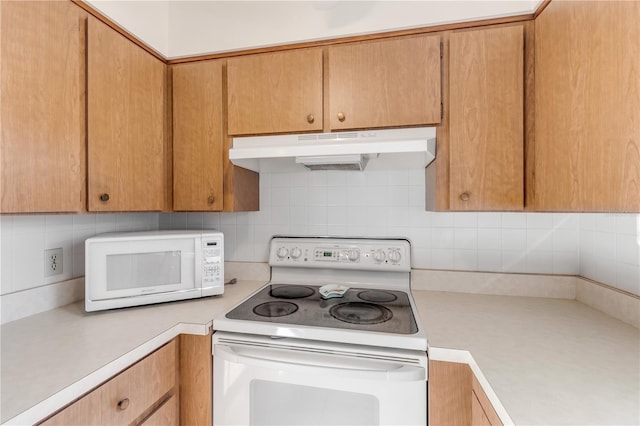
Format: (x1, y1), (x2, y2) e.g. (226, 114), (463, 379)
(106, 251), (182, 291)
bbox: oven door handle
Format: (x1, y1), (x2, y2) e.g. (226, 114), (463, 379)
(215, 344), (425, 382)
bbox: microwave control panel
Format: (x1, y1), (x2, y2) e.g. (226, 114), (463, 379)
(202, 235), (223, 287)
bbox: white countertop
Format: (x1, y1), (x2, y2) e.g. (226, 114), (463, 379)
(1, 279), (639, 425)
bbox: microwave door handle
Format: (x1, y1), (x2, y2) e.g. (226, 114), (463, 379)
(215, 344), (425, 382)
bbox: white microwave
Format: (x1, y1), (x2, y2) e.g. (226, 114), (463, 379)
(85, 230), (224, 312)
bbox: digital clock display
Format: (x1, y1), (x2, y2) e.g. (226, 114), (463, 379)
(323, 251), (333, 257)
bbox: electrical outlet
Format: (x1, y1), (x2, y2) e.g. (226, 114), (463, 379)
(44, 248), (63, 277)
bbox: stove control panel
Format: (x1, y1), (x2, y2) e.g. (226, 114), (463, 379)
(269, 237), (411, 271)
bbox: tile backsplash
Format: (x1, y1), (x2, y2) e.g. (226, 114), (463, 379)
(1, 169), (638, 304)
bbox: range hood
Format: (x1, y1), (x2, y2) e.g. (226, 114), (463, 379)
(229, 127), (436, 172)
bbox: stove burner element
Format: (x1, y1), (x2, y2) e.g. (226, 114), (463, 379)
(357, 290), (398, 303)
(253, 301), (298, 317)
(270, 285), (315, 299)
(329, 302), (393, 325)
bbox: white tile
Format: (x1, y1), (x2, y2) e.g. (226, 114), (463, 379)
(115, 214), (136, 232)
(327, 206), (347, 226)
(502, 229), (527, 251)
(615, 214), (639, 235)
(271, 173), (291, 187)
(593, 231), (616, 259)
(431, 249), (454, 269)
(390, 186), (409, 207)
(164, 212), (186, 230)
(290, 187), (309, 205)
(501, 212), (526, 228)
(0, 215), (14, 232)
(289, 206), (310, 225)
(408, 185), (425, 207)
(288, 172), (309, 187)
(271, 186), (290, 206)
(308, 224), (329, 236)
(616, 263), (640, 295)
(219, 225), (237, 261)
(501, 250), (527, 273)
(595, 257), (618, 287)
(408, 227), (431, 249)
(553, 213), (579, 230)
(411, 248), (431, 269)
(308, 187), (328, 206)
(552, 229), (577, 252)
(366, 170), (389, 186)
(327, 171), (348, 186)
(235, 213), (254, 226)
(553, 251), (579, 275)
(270, 205), (290, 225)
(595, 213), (616, 233)
(527, 229), (553, 251)
(526, 213), (553, 229)
(187, 213), (204, 229)
(235, 225), (254, 261)
(43, 231), (73, 284)
(616, 235), (640, 266)
(327, 187), (348, 206)
(346, 172), (366, 187)
(526, 250), (553, 274)
(389, 206), (409, 227)
(454, 228), (477, 250)
(1, 231), (14, 295)
(309, 207), (328, 226)
(477, 213), (501, 228)
(477, 250), (502, 272)
(453, 212), (477, 228)
(365, 186), (390, 206)
(454, 249), (477, 270)
(431, 212), (454, 228)
(13, 215), (45, 234)
(408, 169), (424, 186)
(220, 213), (237, 226)
(158, 213), (172, 229)
(347, 206), (369, 227)
(477, 228), (502, 250)
(309, 171), (328, 187)
(72, 228), (95, 277)
(431, 228), (454, 249)
(346, 186), (367, 206)
(45, 215), (73, 232)
(388, 170), (409, 186)
(579, 213), (597, 230)
(327, 225), (348, 236)
(408, 207), (430, 228)
(203, 213), (221, 229)
(252, 205), (271, 226)
(12, 232), (45, 292)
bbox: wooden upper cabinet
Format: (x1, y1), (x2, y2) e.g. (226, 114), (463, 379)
(0, 1), (86, 213)
(227, 48), (324, 135)
(87, 16), (167, 212)
(328, 35), (441, 131)
(534, 1), (640, 212)
(172, 61), (224, 211)
(448, 25), (524, 211)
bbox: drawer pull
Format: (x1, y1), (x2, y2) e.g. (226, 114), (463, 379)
(207, 195), (215, 205)
(117, 398), (130, 411)
(459, 191), (471, 201)
(337, 112), (346, 122)
(306, 114), (315, 124)
(100, 193), (110, 202)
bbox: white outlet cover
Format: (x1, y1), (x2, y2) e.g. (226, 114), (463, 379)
(44, 247), (63, 277)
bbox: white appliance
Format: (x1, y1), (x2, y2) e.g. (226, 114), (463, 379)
(229, 127), (437, 172)
(213, 236), (428, 426)
(84, 230), (223, 312)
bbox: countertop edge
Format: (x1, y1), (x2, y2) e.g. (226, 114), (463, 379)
(2, 321), (211, 426)
(430, 346), (515, 426)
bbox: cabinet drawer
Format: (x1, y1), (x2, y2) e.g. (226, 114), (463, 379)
(41, 340), (177, 425)
(141, 394), (178, 426)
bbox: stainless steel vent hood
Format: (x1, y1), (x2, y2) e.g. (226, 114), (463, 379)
(229, 127), (436, 172)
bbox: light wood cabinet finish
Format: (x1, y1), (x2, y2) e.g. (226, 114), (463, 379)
(87, 16), (167, 212)
(141, 395), (178, 426)
(448, 25), (524, 211)
(472, 373), (503, 426)
(41, 339), (178, 426)
(471, 392), (492, 426)
(0, 0), (86, 213)
(172, 61), (224, 211)
(179, 333), (212, 426)
(328, 35), (441, 130)
(227, 48), (323, 135)
(534, 0), (640, 212)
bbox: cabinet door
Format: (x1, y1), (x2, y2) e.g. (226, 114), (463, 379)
(328, 35), (441, 130)
(227, 48), (323, 135)
(0, 1), (85, 213)
(173, 61), (224, 211)
(87, 16), (167, 212)
(449, 25), (524, 211)
(534, 1), (640, 211)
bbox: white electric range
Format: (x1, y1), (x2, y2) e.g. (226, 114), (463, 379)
(212, 236), (428, 426)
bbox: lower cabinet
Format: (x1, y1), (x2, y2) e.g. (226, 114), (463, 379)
(429, 360), (503, 426)
(39, 333), (213, 426)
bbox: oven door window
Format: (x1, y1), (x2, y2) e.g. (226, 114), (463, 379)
(214, 342), (426, 426)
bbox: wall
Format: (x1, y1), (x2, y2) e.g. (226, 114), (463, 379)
(166, 0), (541, 58)
(0, 213), (159, 296)
(86, 0), (170, 56)
(159, 170), (639, 296)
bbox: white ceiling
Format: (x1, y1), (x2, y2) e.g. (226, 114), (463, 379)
(87, 1), (542, 59)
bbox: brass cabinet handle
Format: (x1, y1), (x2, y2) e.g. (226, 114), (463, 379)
(207, 195), (215, 205)
(306, 114), (314, 124)
(117, 398), (130, 411)
(337, 112), (346, 122)
(100, 193), (110, 202)
(459, 191), (471, 201)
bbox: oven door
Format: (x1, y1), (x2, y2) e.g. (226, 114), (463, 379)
(213, 334), (427, 426)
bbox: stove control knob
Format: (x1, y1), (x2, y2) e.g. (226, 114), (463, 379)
(372, 249), (386, 263)
(290, 247), (303, 259)
(276, 247), (289, 259)
(347, 249), (360, 262)
(388, 249), (402, 263)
